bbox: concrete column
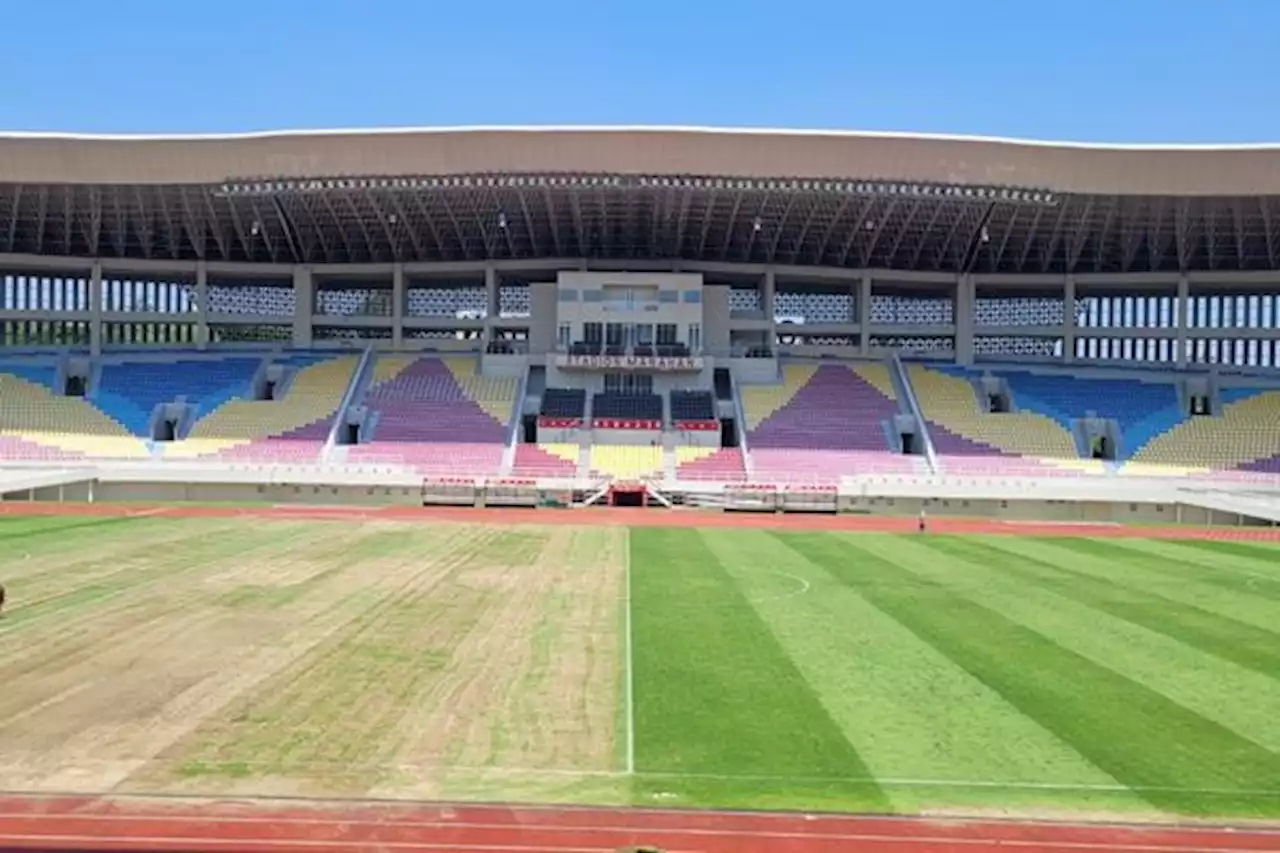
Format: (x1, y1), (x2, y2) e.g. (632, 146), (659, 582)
(858, 273), (872, 355)
(484, 265), (498, 349)
(292, 266), (313, 348)
(763, 269), (776, 354)
(1176, 274), (1190, 368)
(392, 263), (404, 348)
(89, 262), (103, 356)
(762, 268), (776, 322)
(195, 261), (209, 350)
(1062, 276), (1076, 364)
(955, 273), (975, 366)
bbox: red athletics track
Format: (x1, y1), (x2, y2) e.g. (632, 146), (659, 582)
(0, 500), (1278, 540)
(0, 795), (1277, 853)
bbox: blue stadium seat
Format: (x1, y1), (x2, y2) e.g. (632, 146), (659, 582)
(94, 358), (261, 435)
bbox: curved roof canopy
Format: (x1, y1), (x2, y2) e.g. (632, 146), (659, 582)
(0, 126), (1278, 272)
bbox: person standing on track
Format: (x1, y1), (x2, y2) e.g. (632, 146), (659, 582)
(918, 507), (928, 534)
(0, 581), (6, 616)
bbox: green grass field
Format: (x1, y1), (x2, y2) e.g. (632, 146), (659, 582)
(1, 514), (1278, 820)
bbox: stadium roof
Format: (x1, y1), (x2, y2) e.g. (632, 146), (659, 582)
(1, 126), (1279, 273)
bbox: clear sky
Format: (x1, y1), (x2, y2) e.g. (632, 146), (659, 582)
(1, 0), (1276, 143)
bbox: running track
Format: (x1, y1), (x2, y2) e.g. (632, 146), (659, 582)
(0, 795), (1277, 853)
(1, 501), (1278, 540)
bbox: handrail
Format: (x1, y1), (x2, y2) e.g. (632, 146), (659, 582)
(891, 353), (938, 474)
(322, 345), (375, 460)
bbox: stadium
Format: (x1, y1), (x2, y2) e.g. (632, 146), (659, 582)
(0, 126), (1278, 853)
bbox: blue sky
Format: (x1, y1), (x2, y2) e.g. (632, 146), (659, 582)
(1, 0), (1276, 143)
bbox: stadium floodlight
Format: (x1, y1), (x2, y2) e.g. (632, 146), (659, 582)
(498, 211), (508, 230)
(752, 216), (762, 233)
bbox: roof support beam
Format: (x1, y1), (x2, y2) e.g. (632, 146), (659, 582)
(568, 190), (588, 257)
(63, 188), (74, 256)
(404, 191), (446, 259)
(766, 194), (797, 263)
(1175, 198), (1194, 270)
(198, 192), (229, 260)
(438, 192), (471, 260)
(1016, 206), (1045, 272)
(696, 191), (718, 259)
(1039, 200), (1075, 273)
(518, 191), (541, 258)
(177, 187), (205, 260)
(132, 186), (155, 260)
(990, 206), (1019, 273)
(673, 188), (693, 258)
(88, 187), (103, 257)
(1065, 199), (1097, 273)
(885, 199), (924, 267)
(839, 197), (881, 267)
(909, 201), (947, 270)
(719, 192), (745, 261)
(344, 192), (378, 261)
(1232, 202), (1247, 270)
(1261, 197), (1277, 269)
(316, 192), (355, 263)
(34, 187), (48, 256)
(245, 198), (279, 263)
(542, 188), (564, 257)
(5, 185), (22, 253)
(811, 195), (853, 265)
(859, 199), (898, 267)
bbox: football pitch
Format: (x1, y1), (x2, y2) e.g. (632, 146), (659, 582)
(1, 512), (1278, 821)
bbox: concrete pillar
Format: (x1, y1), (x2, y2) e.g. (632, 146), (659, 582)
(1176, 274), (1190, 368)
(1063, 276), (1076, 364)
(484, 265), (498, 349)
(762, 268), (776, 322)
(195, 261), (209, 350)
(858, 273), (872, 355)
(392, 263), (404, 348)
(89, 262), (103, 356)
(955, 273), (975, 366)
(293, 266), (313, 348)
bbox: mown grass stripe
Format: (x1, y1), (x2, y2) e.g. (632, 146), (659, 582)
(1048, 537), (1280, 601)
(628, 527), (887, 811)
(924, 536), (1280, 679)
(697, 530), (1127, 806)
(777, 531), (1280, 817)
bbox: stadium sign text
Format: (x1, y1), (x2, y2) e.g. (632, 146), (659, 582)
(556, 354), (704, 372)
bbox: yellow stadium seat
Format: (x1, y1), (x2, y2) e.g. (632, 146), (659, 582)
(908, 365), (1077, 459)
(740, 364), (817, 429)
(590, 444), (664, 480)
(1129, 392), (1280, 472)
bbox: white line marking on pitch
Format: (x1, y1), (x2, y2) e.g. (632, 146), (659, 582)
(623, 528), (636, 776)
(745, 569), (811, 603)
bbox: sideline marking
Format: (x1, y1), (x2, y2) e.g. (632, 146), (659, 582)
(624, 528), (636, 776)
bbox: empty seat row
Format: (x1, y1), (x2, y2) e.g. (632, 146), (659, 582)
(540, 388), (587, 419)
(670, 390), (715, 421)
(592, 393), (663, 421)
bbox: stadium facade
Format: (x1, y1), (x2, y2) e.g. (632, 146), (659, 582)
(0, 126), (1278, 521)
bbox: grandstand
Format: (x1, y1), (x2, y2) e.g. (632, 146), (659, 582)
(0, 126), (1278, 517)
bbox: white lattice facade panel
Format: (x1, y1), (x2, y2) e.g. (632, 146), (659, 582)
(405, 328), (483, 340)
(870, 335), (954, 353)
(207, 284), (296, 317)
(405, 286), (487, 318)
(499, 285), (530, 318)
(1078, 295), (1177, 330)
(871, 294), (953, 325)
(974, 297), (1065, 327)
(102, 322), (197, 345)
(0, 319), (91, 346)
(209, 323), (293, 343)
(313, 325), (393, 340)
(974, 336), (1063, 358)
(102, 277), (196, 314)
(729, 288), (761, 312)
(315, 287), (394, 317)
(774, 292), (854, 324)
(1, 273), (92, 312)
(1183, 293), (1280, 330)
